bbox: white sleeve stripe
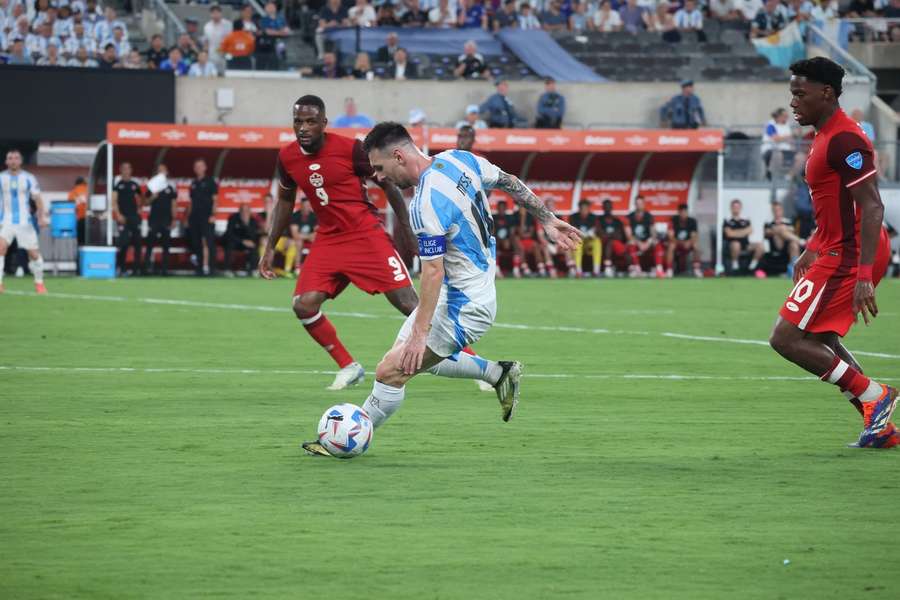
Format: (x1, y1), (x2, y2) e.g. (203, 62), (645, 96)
(846, 169), (877, 188)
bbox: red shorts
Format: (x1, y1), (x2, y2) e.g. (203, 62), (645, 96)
(778, 229), (891, 337)
(294, 231), (411, 299)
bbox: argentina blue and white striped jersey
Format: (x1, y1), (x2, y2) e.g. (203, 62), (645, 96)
(409, 150), (499, 306)
(0, 170), (40, 226)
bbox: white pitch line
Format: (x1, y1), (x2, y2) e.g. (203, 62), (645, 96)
(5, 364), (898, 382)
(6, 289), (899, 359)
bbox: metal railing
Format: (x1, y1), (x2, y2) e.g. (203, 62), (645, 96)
(150, 0), (186, 49)
(807, 22), (877, 96)
(841, 17), (900, 42)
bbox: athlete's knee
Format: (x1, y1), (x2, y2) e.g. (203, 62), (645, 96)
(292, 294), (323, 319)
(768, 326), (797, 357)
(375, 353), (405, 386)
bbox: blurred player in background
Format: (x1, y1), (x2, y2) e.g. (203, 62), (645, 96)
(302, 122), (582, 456)
(0, 149), (47, 294)
(259, 95), (419, 390)
(289, 197), (317, 275)
(456, 124), (475, 151)
(142, 164), (178, 276)
(491, 199), (515, 277)
(568, 199), (601, 277)
(763, 200), (804, 278)
(667, 203), (703, 278)
(112, 161), (144, 277)
(625, 196), (663, 277)
(723, 198), (765, 277)
(768, 57), (897, 448)
(597, 198), (628, 277)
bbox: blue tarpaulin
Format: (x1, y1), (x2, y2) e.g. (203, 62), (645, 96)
(497, 29), (606, 83)
(324, 27), (504, 58)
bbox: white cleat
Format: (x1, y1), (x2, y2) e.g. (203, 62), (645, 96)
(476, 379), (494, 392)
(494, 361), (523, 422)
(327, 362), (365, 390)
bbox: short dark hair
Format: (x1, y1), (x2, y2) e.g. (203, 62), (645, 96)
(731, 198), (742, 205)
(578, 199), (590, 208)
(294, 94), (326, 113)
(7, 148), (22, 156)
(363, 122), (413, 153)
(457, 124), (474, 133)
(789, 57), (844, 98)
(677, 203), (688, 211)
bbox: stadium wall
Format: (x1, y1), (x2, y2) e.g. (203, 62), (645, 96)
(174, 78), (870, 130)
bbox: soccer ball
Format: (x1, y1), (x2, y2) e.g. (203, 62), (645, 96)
(317, 403), (374, 459)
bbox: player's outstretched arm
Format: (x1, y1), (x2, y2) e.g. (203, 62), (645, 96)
(379, 179), (417, 261)
(849, 175), (884, 324)
(495, 171), (582, 251)
(258, 184), (295, 280)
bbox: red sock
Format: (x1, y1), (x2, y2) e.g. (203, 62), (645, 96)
(654, 244), (665, 268)
(512, 255), (521, 268)
(821, 355), (871, 399)
(460, 346), (475, 356)
(300, 312), (353, 368)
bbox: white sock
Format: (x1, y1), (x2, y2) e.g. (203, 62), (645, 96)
(749, 260), (759, 270)
(731, 260), (739, 270)
(28, 257), (44, 284)
(843, 390), (856, 401)
(859, 380), (884, 403)
(427, 352), (503, 385)
(0, 256), (4, 283)
(362, 381), (405, 429)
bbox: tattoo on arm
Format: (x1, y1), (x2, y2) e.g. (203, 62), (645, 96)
(496, 171), (554, 223)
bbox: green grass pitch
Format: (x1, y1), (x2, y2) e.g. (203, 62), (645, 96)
(2, 276), (899, 599)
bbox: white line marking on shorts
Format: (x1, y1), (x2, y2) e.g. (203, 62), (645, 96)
(6, 290), (898, 359)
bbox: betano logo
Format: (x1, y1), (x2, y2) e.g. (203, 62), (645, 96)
(584, 135), (615, 146)
(431, 134), (457, 144)
(197, 130), (229, 142)
(506, 135), (537, 145)
(117, 128), (151, 139)
(658, 136), (689, 145)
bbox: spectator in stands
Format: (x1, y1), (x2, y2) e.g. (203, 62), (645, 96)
(540, 0), (568, 31)
(494, 0), (518, 30)
(349, 0), (378, 27)
(763, 200), (803, 277)
(97, 42), (119, 68)
(315, 0), (349, 57)
(93, 6), (125, 46)
(108, 24), (130, 60)
(708, 0), (741, 20)
(67, 45), (97, 67)
(235, 5), (259, 34)
(81, 0), (104, 27)
(456, 124), (476, 150)
(386, 47), (418, 79)
(160, 47), (189, 75)
(761, 107), (795, 180)
(648, 1), (679, 42)
(809, 0), (839, 20)
(535, 77), (565, 128)
(352, 51), (374, 79)
(221, 19), (255, 70)
(377, 3), (402, 26)
(481, 79), (525, 127)
(784, 0), (813, 22)
(64, 22), (95, 60)
(850, 108), (875, 141)
(176, 32), (200, 65)
(55, 6), (74, 40)
(660, 80), (706, 129)
(409, 108), (428, 127)
(723, 198), (765, 276)
(518, 3), (542, 28)
(185, 18), (204, 48)
(846, 0), (877, 17)
(307, 51), (347, 78)
(145, 33), (167, 69)
(454, 39), (488, 79)
(113, 162), (144, 277)
(429, 0), (458, 27)
(258, 2), (289, 70)
(7, 37), (31, 64)
(674, 0), (705, 41)
(223, 203), (261, 277)
(187, 158), (218, 277)
(143, 164), (177, 277)
(736, 0), (765, 21)
(455, 103), (488, 129)
(459, 0), (489, 29)
(569, 1), (589, 33)
(332, 97), (374, 127)
(204, 4), (233, 71)
(619, 0), (649, 34)
(593, 0), (623, 31)
(400, 0), (429, 26)
(751, 0), (787, 38)
(36, 42), (62, 65)
(376, 31), (400, 63)
(122, 48), (144, 69)
(625, 196), (658, 277)
(189, 50), (219, 76)
(27, 22), (59, 61)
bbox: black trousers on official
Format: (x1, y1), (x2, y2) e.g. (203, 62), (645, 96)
(189, 218), (216, 275)
(223, 235), (258, 273)
(116, 220), (142, 273)
(143, 223), (172, 274)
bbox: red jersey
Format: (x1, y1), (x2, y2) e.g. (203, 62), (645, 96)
(277, 133), (382, 241)
(804, 108), (877, 260)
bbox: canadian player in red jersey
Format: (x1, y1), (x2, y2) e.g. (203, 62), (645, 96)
(259, 95), (420, 390)
(768, 58), (897, 448)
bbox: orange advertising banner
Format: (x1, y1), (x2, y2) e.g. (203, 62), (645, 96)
(107, 123), (724, 153)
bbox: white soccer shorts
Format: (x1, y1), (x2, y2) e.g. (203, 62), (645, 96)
(0, 223), (39, 250)
(395, 288), (496, 358)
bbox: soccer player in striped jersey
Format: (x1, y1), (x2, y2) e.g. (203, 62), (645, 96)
(768, 58), (896, 448)
(301, 122), (582, 456)
(0, 149), (47, 294)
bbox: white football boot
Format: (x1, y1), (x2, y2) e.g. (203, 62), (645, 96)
(326, 362), (365, 390)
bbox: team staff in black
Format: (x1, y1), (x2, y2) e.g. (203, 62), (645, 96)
(289, 198), (317, 275)
(112, 162), (144, 276)
(223, 203), (261, 276)
(143, 164), (178, 276)
(186, 158), (218, 276)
